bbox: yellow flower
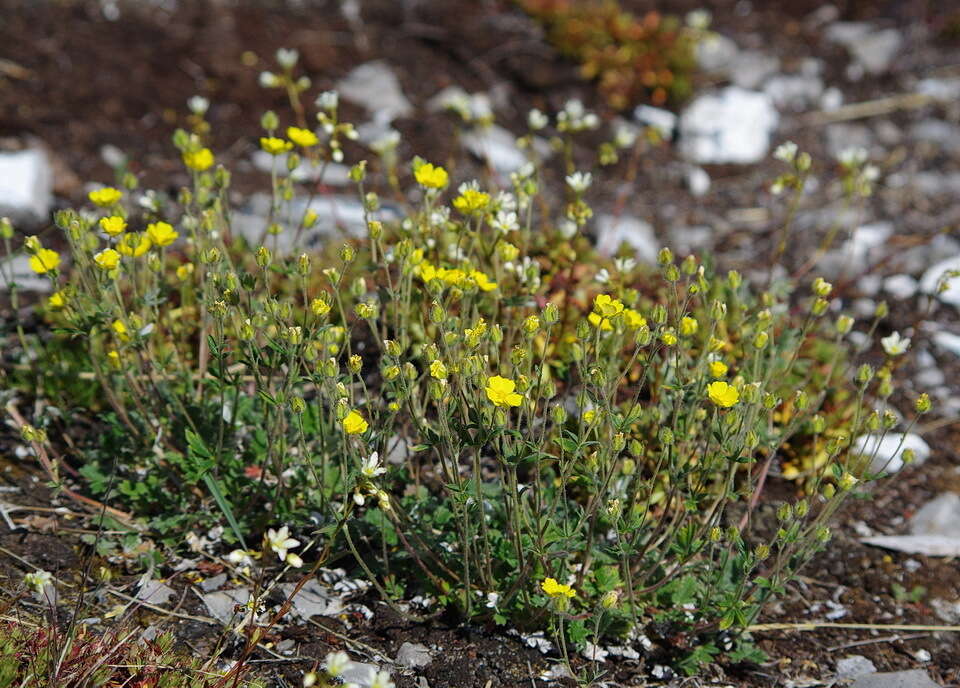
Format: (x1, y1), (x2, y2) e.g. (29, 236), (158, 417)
(342, 410), (368, 435)
(311, 297), (331, 316)
(260, 137), (293, 155)
(430, 360), (448, 379)
(183, 148), (214, 171)
(437, 267), (467, 286)
(88, 187), (123, 207)
(94, 248), (121, 270)
(107, 350), (122, 368)
(176, 263), (194, 281)
(453, 189), (490, 214)
(117, 233), (152, 257)
(485, 375), (522, 408)
(623, 309), (646, 329)
(470, 270), (498, 292)
(99, 216), (127, 236)
(48, 291), (67, 309)
(680, 316), (698, 336)
(660, 329), (678, 346)
(540, 577), (576, 599)
(418, 261), (438, 283)
(709, 360), (728, 378)
(708, 337), (726, 352)
(587, 312), (614, 331)
(414, 162), (449, 189)
(593, 294), (624, 318)
(28, 248), (60, 274)
(146, 221), (178, 247)
(707, 381), (739, 408)
(112, 319), (130, 342)
(286, 127), (318, 148)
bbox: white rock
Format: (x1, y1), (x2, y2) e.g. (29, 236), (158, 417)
(931, 598), (960, 624)
(685, 166), (711, 197)
(764, 74), (824, 110)
(730, 52), (780, 89)
(679, 87), (779, 164)
(595, 214), (658, 263)
(825, 21), (872, 46)
(849, 29), (902, 75)
(911, 120), (960, 154)
(851, 433), (931, 474)
(0, 254), (55, 293)
(821, 221), (893, 276)
(251, 150), (351, 185)
(836, 655), (877, 680)
(861, 535), (960, 557)
(933, 331), (960, 358)
(0, 147), (53, 225)
(695, 32), (738, 73)
(917, 77), (960, 102)
(883, 274), (918, 300)
(340, 662), (382, 688)
(910, 493), (960, 537)
(633, 105), (677, 138)
(919, 255), (960, 307)
(337, 61), (413, 122)
(460, 124), (531, 175)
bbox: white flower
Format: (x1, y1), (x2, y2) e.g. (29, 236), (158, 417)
(265, 526), (300, 562)
(595, 268), (610, 284)
(316, 90), (339, 111)
(485, 591), (500, 609)
(24, 570), (52, 593)
(353, 492), (366, 506)
(614, 257), (637, 273)
(881, 331), (910, 356)
(187, 95), (209, 116)
(370, 130), (401, 154)
(276, 48), (299, 69)
(492, 210), (519, 233)
(686, 9), (712, 29)
(494, 191), (517, 212)
(773, 141), (798, 164)
(527, 108), (548, 130)
(558, 219), (578, 240)
(361, 452), (386, 478)
(613, 125), (638, 149)
(564, 99), (585, 120)
(837, 147), (868, 167)
(565, 171), (592, 193)
(285, 553), (304, 568)
(227, 549), (254, 567)
(368, 668), (395, 688)
(325, 651), (352, 677)
(259, 71), (279, 88)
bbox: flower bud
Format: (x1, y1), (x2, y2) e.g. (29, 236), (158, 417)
(915, 393), (931, 414)
(836, 315), (854, 335)
(256, 246), (272, 268)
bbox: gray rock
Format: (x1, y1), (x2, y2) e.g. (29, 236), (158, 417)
(861, 535), (960, 557)
(933, 331), (960, 358)
(341, 662), (381, 688)
(836, 655), (877, 680)
(201, 587), (251, 624)
(850, 670), (941, 688)
(0, 147), (53, 226)
(595, 214), (658, 263)
(917, 77), (960, 102)
(396, 642), (433, 668)
(251, 150), (351, 185)
(729, 51), (780, 89)
(200, 573), (227, 592)
(679, 87), (779, 164)
(825, 123), (875, 157)
(911, 493), (960, 537)
(883, 274), (918, 300)
(931, 598), (960, 624)
(825, 21), (872, 46)
(695, 32), (738, 73)
(849, 29), (903, 75)
(820, 221), (893, 277)
(851, 433), (931, 474)
(460, 124), (547, 175)
(337, 61), (413, 122)
(911, 120), (960, 154)
(137, 580), (175, 606)
(919, 255), (960, 307)
(764, 74), (824, 110)
(668, 225), (713, 255)
(281, 579), (346, 619)
(910, 172), (960, 197)
(820, 86), (845, 111)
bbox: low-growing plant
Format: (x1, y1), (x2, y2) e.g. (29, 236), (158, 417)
(517, 0), (699, 108)
(7, 49), (932, 675)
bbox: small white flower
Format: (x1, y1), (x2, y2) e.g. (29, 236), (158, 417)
(565, 171), (592, 193)
(492, 210), (519, 233)
(564, 99), (585, 119)
(276, 48), (299, 69)
(316, 90), (339, 111)
(485, 591), (500, 609)
(353, 492), (366, 506)
(582, 113), (600, 130)
(285, 552), (304, 568)
(303, 671), (318, 688)
(614, 257), (637, 273)
(613, 125), (638, 149)
(325, 651), (352, 678)
(527, 108), (548, 130)
(686, 9), (712, 29)
(259, 71), (279, 89)
(187, 95), (209, 116)
(24, 570), (52, 593)
(558, 219), (578, 240)
(773, 141), (798, 164)
(370, 130), (401, 154)
(265, 526), (300, 562)
(368, 668), (395, 688)
(495, 191), (517, 212)
(881, 331), (910, 356)
(837, 147), (868, 167)
(227, 549), (254, 567)
(595, 268), (610, 284)
(361, 452), (386, 478)
(458, 179), (480, 194)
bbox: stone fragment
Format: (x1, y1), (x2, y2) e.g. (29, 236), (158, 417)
(395, 642), (433, 669)
(0, 147), (53, 226)
(679, 88), (779, 164)
(594, 214), (658, 263)
(337, 61), (413, 122)
(836, 655), (877, 680)
(851, 433), (930, 474)
(849, 670), (940, 688)
(911, 493), (960, 537)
